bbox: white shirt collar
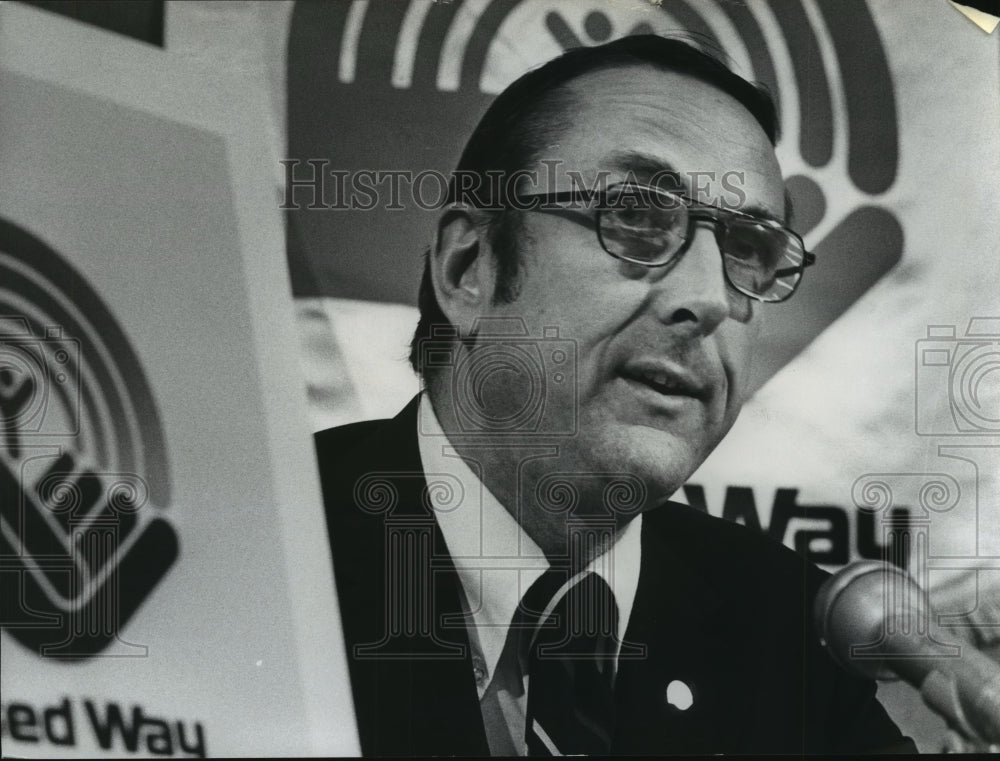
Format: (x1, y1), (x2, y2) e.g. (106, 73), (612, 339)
(416, 393), (643, 694)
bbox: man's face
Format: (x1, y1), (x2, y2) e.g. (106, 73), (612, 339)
(477, 65), (786, 505)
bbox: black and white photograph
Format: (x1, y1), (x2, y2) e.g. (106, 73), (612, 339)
(2, 0), (999, 756)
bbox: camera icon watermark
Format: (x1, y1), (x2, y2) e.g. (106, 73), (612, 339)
(418, 317), (578, 437)
(0, 317), (81, 447)
(915, 318), (1000, 435)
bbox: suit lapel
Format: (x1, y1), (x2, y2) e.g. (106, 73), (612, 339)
(614, 504), (746, 754)
(317, 396), (489, 756)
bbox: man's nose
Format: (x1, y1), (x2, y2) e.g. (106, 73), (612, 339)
(647, 222), (731, 335)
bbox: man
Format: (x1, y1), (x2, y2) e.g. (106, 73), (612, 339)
(315, 36), (914, 755)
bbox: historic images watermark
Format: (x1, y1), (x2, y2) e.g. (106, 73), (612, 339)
(280, 159), (748, 213)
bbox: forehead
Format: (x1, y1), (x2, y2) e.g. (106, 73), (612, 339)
(535, 64), (785, 216)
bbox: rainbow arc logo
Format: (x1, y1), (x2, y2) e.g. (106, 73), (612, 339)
(0, 218), (179, 658)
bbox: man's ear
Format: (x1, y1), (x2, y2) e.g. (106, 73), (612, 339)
(430, 208), (495, 333)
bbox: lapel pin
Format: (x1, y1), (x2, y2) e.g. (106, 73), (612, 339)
(666, 680), (694, 711)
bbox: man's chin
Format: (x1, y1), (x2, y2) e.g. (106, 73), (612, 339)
(586, 424), (707, 504)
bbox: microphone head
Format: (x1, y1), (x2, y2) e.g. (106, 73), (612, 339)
(813, 560), (925, 680)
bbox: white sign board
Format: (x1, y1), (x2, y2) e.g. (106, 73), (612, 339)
(0, 4), (358, 756)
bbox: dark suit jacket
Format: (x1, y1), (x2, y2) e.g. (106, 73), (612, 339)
(315, 396), (915, 756)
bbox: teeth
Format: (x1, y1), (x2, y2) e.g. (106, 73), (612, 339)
(639, 370), (673, 390)
(631, 368), (704, 397)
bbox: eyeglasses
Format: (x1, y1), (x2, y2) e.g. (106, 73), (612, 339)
(511, 182), (815, 303)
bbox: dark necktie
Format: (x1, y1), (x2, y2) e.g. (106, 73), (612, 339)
(518, 570), (619, 756)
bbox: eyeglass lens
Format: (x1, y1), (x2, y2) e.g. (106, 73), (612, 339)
(597, 186), (806, 302)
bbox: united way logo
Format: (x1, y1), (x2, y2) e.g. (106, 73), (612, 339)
(0, 217), (178, 658)
(288, 0), (903, 391)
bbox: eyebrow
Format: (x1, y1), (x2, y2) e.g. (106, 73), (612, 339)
(603, 150), (682, 189)
(741, 200), (789, 227)
(602, 149), (792, 227)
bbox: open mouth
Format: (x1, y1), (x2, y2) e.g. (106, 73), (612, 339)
(621, 366), (707, 400)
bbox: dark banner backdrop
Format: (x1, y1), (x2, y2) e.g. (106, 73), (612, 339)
(285, 0), (904, 394)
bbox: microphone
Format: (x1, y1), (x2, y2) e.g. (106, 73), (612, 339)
(814, 560), (1000, 743)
